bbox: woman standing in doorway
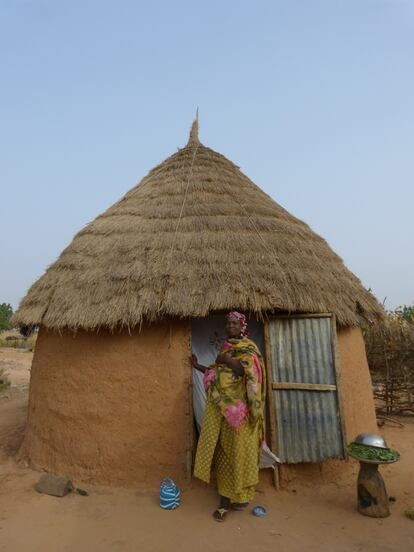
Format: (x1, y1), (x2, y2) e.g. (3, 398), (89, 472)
(191, 311), (266, 522)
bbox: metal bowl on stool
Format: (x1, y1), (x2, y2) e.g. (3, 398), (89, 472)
(354, 433), (388, 449)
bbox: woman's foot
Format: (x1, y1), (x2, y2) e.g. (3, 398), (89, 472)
(231, 502), (249, 511)
(213, 495), (231, 521)
(213, 508), (229, 522)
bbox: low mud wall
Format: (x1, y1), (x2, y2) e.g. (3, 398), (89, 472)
(19, 321), (191, 487)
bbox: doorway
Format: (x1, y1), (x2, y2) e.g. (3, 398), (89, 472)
(190, 314), (264, 433)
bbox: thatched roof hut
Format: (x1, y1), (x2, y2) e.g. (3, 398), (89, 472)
(14, 120), (381, 488)
(14, 119), (381, 331)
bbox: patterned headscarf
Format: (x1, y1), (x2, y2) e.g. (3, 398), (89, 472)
(226, 311), (248, 337)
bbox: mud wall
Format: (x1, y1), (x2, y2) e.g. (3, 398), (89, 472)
(19, 321), (191, 487)
(21, 323), (376, 489)
(278, 326), (377, 486)
(335, 326), (378, 438)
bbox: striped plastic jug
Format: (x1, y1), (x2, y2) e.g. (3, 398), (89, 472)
(160, 478), (180, 510)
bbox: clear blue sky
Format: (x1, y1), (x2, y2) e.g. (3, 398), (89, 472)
(1, 0), (413, 311)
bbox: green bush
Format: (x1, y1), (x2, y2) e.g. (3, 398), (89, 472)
(0, 303), (13, 331)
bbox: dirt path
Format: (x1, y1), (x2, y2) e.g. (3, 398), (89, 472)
(0, 346), (32, 387)
(0, 348), (413, 551)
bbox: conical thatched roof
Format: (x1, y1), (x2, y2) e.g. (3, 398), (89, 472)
(13, 120), (382, 330)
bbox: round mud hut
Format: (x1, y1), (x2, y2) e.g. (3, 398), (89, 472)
(13, 120), (382, 488)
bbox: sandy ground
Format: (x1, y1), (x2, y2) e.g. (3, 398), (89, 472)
(0, 346), (32, 387)
(0, 347), (413, 552)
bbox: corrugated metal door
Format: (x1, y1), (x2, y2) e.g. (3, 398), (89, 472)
(266, 315), (346, 463)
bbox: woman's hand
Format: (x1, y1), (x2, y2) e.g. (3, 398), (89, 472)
(190, 354), (207, 373)
(215, 352), (232, 365)
(216, 353), (244, 377)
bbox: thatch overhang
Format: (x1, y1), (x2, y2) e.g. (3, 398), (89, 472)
(13, 120), (383, 330)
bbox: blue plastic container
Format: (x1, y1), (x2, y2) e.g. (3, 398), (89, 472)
(252, 506), (267, 517)
(160, 478), (180, 510)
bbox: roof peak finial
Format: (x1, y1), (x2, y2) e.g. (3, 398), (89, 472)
(187, 108), (200, 146)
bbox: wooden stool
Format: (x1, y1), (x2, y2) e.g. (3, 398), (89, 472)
(356, 461), (390, 518)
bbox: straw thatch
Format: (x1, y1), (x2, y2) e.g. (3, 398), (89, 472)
(13, 120), (383, 330)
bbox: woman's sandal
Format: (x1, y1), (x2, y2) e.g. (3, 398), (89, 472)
(231, 502), (249, 511)
(213, 508), (229, 522)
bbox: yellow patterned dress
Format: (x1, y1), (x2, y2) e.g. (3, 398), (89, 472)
(194, 337), (266, 503)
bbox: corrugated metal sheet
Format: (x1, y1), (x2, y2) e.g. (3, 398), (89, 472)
(269, 317), (345, 463)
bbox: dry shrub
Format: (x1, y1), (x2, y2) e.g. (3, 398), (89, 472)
(0, 337), (25, 349)
(0, 368), (11, 390)
(25, 333), (37, 351)
(0, 331), (37, 351)
(364, 311), (414, 415)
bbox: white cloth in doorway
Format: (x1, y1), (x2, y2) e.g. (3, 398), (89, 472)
(191, 315), (265, 432)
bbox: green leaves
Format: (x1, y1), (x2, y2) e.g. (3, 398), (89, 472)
(393, 305), (414, 324)
(0, 303), (13, 331)
(347, 442), (400, 463)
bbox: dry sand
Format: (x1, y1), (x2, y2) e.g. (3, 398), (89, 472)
(0, 347), (413, 552)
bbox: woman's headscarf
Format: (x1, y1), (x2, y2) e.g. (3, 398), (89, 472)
(226, 311), (248, 337)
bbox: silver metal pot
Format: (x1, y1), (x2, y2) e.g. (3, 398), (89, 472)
(353, 433), (388, 449)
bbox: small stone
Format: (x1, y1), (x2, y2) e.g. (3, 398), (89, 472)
(35, 473), (73, 497)
(405, 507), (414, 520)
